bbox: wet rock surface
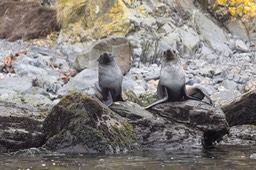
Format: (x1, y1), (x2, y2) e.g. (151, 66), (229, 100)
(0, 101), (47, 153)
(41, 94), (228, 153)
(43, 93), (138, 154)
(221, 125), (256, 146)
(222, 89), (256, 126)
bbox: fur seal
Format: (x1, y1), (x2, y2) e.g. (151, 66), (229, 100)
(145, 49), (211, 109)
(98, 52), (123, 107)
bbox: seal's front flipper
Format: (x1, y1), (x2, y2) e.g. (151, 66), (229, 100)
(104, 90), (113, 107)
(145, 87), (169, 109)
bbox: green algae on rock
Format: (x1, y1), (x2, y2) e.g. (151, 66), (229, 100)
(43, 93), (138, 154)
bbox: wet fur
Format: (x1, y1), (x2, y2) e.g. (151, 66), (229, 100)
(98, 53), (123, 107)
(145, 49), (204, 109)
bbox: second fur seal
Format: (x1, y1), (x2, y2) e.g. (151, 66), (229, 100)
(98, 52), (123, 107)
(145, 49), (212, 109)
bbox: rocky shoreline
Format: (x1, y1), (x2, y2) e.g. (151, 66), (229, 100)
(0, 0), (256, 155)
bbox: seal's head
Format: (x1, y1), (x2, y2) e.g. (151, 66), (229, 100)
(98, 52), (115, 65)
(163, 49), (178, 61)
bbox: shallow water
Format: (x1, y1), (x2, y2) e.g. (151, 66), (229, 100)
(1, 145), (256, 170)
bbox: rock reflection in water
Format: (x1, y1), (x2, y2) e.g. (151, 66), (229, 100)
(1, 146), (256, 170)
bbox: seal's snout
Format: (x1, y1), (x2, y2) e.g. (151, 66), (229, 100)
(166, 49), (176, 55)
(102, 52), (111, 58)
(98, 52), (114, 64)
(164, 48), (177, 60)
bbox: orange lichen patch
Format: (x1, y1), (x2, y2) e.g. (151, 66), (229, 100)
(0, 50), (27, 73)
(1, 54), (18, 73)
(18, 50), (27, 55)
(59, 69), (78, 83)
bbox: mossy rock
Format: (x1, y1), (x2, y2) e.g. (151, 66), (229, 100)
(43, 92), (138, 154)
(139, 92), (158, 107)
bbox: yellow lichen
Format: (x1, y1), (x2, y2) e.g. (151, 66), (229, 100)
(137, 5), (146, 15)
(214, 0), (256, 19)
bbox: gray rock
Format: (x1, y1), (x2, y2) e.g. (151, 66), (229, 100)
(0, 39), (28, 59)
(12, 55), (49, 77)
(0, 100), (46, 153)
(143, 65), (160, 81)
(57, 44), (83, 67)
(235, 39), (249, 52)
(222, 80), (237, 91)
(139, 100), (229, 149)
(73, 36), (131, 74)
(179, 27), (200, 58)
(29, 46), (51, 56)
(43, 93), (138, 154)
(110, 101), (154, 120)
(33, 75), (62, 94)
(227, 74), (234, 80)
(0, 77), (32, 93)
(58, 68), (98, 96)
(222, 89), (256, 126)
(250, 153), (256, 159)
(225, 20), (250, 42)
(194, 12), (232, 57)
(195, 43), (213, 60)
(221, 125), (256, 146)
(211, 89), (241, 106)
(199, 65), (214, 77)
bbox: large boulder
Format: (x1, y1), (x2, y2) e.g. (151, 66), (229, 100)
(0, 101), (47, 153)
(57, 68), (98, 96)
(73, 36), (131, 74)
(42, 93), (138, 154)
(222, 89), (256, 126)
(0, 0), (60, 41)
(111, 100), (229, 149)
